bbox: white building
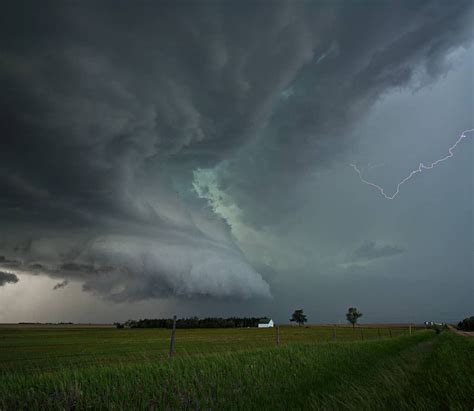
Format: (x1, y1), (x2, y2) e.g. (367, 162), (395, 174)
(258, 318), (274, 328)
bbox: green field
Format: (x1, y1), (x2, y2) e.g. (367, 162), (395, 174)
(0, 326), (472, 409)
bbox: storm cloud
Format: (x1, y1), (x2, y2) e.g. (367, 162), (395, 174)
(0, 271), (19, 286)
(0, 0), (473, 312)
(53, 280), (69, 290)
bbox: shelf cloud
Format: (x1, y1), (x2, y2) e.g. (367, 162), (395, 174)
(0, 1), (472, 311)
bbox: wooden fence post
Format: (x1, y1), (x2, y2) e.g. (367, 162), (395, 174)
(360, 327), (364, 341)
(389, 329), (392, 338)
(409, 324), (412, 335)
(332, 325), (337, 342)
(169, 315), (177, 359)
(377, 328), (381, 339)
(276, 325), (280, 346)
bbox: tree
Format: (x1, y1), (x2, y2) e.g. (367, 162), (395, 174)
(346, 307), (363, 328)
(290, 309), (307, 326)
(457, 316), (474, 331)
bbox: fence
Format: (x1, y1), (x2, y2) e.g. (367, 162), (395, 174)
(166, 322), (421, 359)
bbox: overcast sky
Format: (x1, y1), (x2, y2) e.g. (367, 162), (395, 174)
(0, 0), (473, 324)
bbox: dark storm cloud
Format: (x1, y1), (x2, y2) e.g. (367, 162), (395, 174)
(352, 241), (404, 262)
(0, 1), (472, 301)
(212, 0), (474, 226)
(53, 280), (69, 290)
(0, 271), (19, 286)
(59, 263), (98, 274)
(0, 256), (20, 268)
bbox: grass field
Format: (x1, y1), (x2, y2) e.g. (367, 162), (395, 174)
(0, 324), (411, 374)
(0, 326), (472, 409)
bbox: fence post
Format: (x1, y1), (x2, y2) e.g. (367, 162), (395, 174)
(332, 324), (337, 342)
(389, 329), (392, 338)
(377, 328), (381, 339)
(360, 327), (364, 341)
(409, 324), (412, 335)
(276, 325), (280, 346)
(169, 315), (177, 359)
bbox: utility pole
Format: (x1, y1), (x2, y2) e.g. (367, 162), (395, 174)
(169, 315), (177, 359)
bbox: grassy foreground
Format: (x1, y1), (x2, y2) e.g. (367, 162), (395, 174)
(0, 330), (472, 410)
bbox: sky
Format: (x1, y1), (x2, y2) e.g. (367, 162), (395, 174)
(0, 0), (473, 324)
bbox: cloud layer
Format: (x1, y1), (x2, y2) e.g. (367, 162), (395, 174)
(0, 1), (472, 303)
(0, 271), (19, 286)
(353, 241), (404, 262)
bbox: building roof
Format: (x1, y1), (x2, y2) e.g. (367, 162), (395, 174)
(258, 318), (272, 324)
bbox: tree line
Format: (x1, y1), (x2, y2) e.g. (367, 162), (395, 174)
(457, 316), (474, 331)
(119, 317), (264, 329)
(119, 307), (365, 329)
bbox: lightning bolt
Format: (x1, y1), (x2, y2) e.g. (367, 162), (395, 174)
(350, 128), (474, 200)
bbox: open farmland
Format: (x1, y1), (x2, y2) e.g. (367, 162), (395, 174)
(0, 324), (413, 373)
(1, 326), (473, 410)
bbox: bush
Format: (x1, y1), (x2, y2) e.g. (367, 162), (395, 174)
(457, 316), (474, 331)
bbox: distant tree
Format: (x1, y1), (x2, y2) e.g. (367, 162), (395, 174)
(346, 307), (363, 328)
(457, 316), (474, 331)
(124, 319), (137, 328)
(290, 309), (307, 326)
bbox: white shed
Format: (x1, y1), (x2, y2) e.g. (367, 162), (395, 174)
(258, 318), (274, 328)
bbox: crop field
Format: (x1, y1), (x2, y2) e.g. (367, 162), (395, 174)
(0, 326), (472, 409)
